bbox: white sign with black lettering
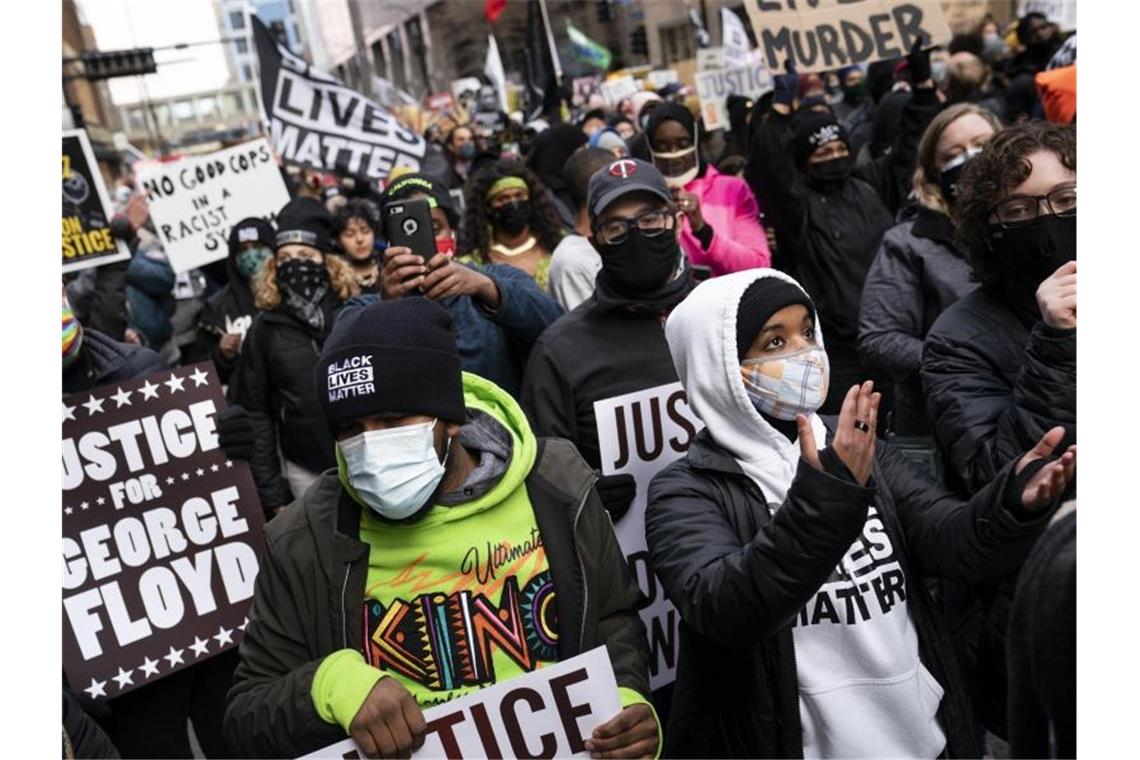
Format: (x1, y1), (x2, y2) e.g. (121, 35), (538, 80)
(695, 63), (774, 130)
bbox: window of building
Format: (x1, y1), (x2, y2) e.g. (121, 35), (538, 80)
(197, 96), (219, 119)
(127, 108), (147, 133)
(660, 23), (695, 64)
(173, 100), (196, 123)
(371, 40), (387, 80)
(234, 38), (248, 55)
(242, 64), (253, 82)
(388, 29), (406, 91)
(229, 10), (245, 30)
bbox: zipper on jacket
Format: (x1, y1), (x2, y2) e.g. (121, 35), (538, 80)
(340, 562), (352, 650)
(572, 486), (592, 651)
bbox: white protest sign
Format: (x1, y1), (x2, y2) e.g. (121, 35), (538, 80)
(600, 75), (640, 108)
(721, 8), (752, 69)
(594, 382), (704, 690)
(301, 646), (622, 759)
(647, 69), (680, 90)
(695, 63), (774, 130)
(136, 138), (289, 273)
(697, 46), (724, 71)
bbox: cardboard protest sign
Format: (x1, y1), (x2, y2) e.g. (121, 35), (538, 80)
(647, 69), (680, 90)
(697, 46), (724, 71)
(301, 646), (622, 759)
(594, 383), (705, 691)
(600, 75), (640, 108)
(252, 15), (425, 183)
(62, 362), (264, 700)
(696, 63), (774, 130)
(62, 130), (130, 274)
(136, 138), (289, 273)
(743, 0), (951, 74)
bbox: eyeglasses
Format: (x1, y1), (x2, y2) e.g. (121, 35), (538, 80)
(593, 207), (676, 245)
(989, 184), (1076, 227)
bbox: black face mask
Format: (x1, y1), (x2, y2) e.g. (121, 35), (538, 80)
(596, 228), (679, 296)
(989, 213), (1076, 287)
(491, 200), (530, 235)
(938, 150), (982, 206)
(806, 155), (854, 191)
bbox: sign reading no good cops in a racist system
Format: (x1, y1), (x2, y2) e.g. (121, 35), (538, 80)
(62, 130), (130, 273)
(594, 382), (705, 693)
(302, 646), (622, 759)
(743, 0), (951, 74)
(136, 138), (289, 273)
(62, 362), (264, 701)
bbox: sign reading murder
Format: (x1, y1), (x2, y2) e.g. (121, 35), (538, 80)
(62, 362), (264, 700)
(136, 138), (289, 273)
(62, 130), (130, 273)
(743, 0), (951, 74)
(301, 647), (622, 759)
(594, 383), (705, 691)
(696, 63), (774, 131)
(252, 15), (425, 183)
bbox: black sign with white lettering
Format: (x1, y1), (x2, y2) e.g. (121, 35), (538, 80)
(61, 362), (264, 700)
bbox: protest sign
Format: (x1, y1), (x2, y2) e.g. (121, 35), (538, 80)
(62, 362), (264, 700)
(572, 75), (603, 107)
(136, 138), (289, 273)
(697, 46), (724, 71)
(743, 0), (951, 74)
(696, 63), (774, 130)
(600, 75), (640, 108)
(62, 130), (130, 274)
(647, 69), (680, 90)
(301, 646), (622, 759)
(721, 8), (753, 69)
(252, 15), (425, 184)
(594, 383), (705, 691)
(423, 91), (456, 115)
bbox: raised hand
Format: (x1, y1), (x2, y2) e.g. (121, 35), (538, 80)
(797, 381), (880, 486)
(1036, 260), (1077, 329)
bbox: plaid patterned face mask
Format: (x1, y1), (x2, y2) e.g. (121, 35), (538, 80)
(740, 345), (830, 421)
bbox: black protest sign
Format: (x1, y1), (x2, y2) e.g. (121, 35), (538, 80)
(62, 362), (264, 701)
(743, 0), (951, 74)
(252, 15), (425, 182)
(62, 130), (130, 273)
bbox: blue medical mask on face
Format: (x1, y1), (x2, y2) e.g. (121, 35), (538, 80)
(338, 419), (451, 520)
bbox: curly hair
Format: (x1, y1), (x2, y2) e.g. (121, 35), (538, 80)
(460, 160), (565, 262)
(953, 120), (1076, 283)
(332, 198), (380, 237)
(252, 254), (360, 311)
(913, 103), (1003, 216)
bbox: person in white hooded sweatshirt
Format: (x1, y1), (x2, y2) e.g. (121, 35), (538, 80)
(644, 269), (1076, 759)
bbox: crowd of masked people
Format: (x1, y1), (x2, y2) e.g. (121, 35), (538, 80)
(62, 13), (1076, 760)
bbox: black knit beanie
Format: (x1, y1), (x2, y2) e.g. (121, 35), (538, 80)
(227, 217), (275, 253)
(736, 278), (816, 360)
(792, 113), (849, 169)
(315, 297), (465, 429)
(645, 101), (697, 145)
(381, 172), (459, 230)
(276, 197), (334, 253)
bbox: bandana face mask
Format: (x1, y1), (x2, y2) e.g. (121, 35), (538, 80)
(740, 345), (830, 421)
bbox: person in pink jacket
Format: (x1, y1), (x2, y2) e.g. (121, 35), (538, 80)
(645, 102), (772, 276)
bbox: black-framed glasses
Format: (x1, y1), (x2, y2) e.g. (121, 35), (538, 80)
(989, 183), (1076, 227)
(593, 206), (676, 245)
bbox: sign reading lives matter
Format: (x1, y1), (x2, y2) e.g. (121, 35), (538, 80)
(136, 138), (289, 273)
(302, 647), (621, 759)
(62, 129), (130, 274)
(743, 0), (951, 74)
(594, 383), (705, 692)
(62, 362), (264, 701)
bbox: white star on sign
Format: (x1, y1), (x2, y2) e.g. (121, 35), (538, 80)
(225, 460), (234, 469)
(164, 373), (186, 393)
(189, 367), (210, 387)
(190, 636), (210, 658)
(163, 646), (185, 668)
(82, 394), (105, 416)
(196, 468), (205, 477)
(110, 387), (133, 408)
(213, 625), (234, 647)
(64, 506), (73, 516)
(139, 380), (160, 400)
(166, 477), (175, 485)
(96, 496), (105, 506)
(238, 616), (249, 631)
(139, 657), (160, 678)
(62, 403), (76, 422)
(112, 666), (134, 690)
(83, 678), (107, 699)
(181, 472), (190, 481)
(80, 501), (90, 511)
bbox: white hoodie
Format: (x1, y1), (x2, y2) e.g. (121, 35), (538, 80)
(665, 269), (946, 759)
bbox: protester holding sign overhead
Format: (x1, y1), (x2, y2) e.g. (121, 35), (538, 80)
(224, 298), (658, 759)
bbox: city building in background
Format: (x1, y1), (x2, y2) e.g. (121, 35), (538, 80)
(62, 0), (124, 182)
(215, 0), (308, 85)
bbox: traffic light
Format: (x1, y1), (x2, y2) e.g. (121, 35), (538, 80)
(630, 26), (648, 57)
(81, 48), (158, 80)
(596, 0), (611, 23)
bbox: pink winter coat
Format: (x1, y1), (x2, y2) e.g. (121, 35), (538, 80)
(677, 165), (772, 276)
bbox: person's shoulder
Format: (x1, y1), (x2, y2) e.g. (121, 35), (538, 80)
(926, 286), (1007, 344)
(264, 472), (340, 552)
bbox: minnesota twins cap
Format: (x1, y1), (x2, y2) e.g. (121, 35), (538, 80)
(587, 158), (673, 219)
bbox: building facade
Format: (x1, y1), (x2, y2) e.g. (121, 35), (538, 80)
(62, 0), (124, 181)
(215, 0), (309, 85)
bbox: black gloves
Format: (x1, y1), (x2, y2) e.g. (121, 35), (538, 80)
(907, 37), (932, 84)
(595, 473), (637, 522)
(773, 60), (799, 107)
(216, 404), (254, 461)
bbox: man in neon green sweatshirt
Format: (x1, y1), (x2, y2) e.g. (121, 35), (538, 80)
(223, 297), (658, 759)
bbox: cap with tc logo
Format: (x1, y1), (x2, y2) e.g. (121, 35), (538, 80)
(587, 158), (673, 219)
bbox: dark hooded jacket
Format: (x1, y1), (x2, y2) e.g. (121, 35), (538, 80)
(525, 124), (588, 227)
(63, 328), (164, 395)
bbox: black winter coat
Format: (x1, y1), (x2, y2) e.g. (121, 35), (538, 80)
(857, 207), (976, 435)
(921, 285), (1076, 494)
(645, 426), (1057, 759)
(63, 329), (164, 395)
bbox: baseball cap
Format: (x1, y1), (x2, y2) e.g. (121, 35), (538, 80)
(587, 158), (673, 220)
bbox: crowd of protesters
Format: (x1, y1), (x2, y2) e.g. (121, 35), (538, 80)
(62, 11), (1077, 760)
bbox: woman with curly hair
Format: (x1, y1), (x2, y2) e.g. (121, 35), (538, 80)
(231, 197), (360, 517)
(333, 198), (382, 294)
(461, 160), (565, 290)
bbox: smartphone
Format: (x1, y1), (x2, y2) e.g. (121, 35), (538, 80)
(383, 198), (437, 260)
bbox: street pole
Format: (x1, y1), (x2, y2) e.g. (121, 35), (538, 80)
(537, 0), (563, 86)
(62, 76), (85, 130)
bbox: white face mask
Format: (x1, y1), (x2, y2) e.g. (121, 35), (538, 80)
(740, 345), (830, 421)
(651, 144), (700, 188)
(339, 418), (450, 520)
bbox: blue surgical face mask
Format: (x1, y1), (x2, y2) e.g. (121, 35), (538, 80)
(338, 419), (450, 520)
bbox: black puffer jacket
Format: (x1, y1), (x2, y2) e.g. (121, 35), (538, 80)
(645, 426), (1057, 759)
(62, 329), (164, 395)
(921, 285), (1076, 493)
(857, 206), (977, 435)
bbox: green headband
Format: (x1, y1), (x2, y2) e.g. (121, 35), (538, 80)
(486, 176), (529, 200)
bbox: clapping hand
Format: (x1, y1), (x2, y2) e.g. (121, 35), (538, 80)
(797, 381), (881, 486)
